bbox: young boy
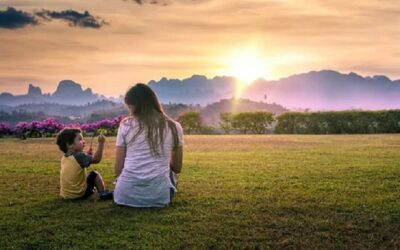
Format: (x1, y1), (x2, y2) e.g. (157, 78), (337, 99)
(56, 128), (113, 200)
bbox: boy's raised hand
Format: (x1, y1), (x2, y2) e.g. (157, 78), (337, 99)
(98, 134), (106, 144)
(90, 134), (106, 164)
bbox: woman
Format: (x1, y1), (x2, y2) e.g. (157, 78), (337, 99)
(114, 83), (183, 207)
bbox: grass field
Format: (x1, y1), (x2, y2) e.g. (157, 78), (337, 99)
(0, 135), (399, 249)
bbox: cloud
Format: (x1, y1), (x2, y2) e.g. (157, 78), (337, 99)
(0, 7), (107, 29)
(35, 9), (108, 28)
(128, 0), (207, 6)
(129, 0), (168, 6)
(0, 7), (38, 29)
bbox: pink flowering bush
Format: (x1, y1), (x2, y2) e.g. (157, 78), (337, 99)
(0, 122), (12, 137)
(6, 115), (124, 139)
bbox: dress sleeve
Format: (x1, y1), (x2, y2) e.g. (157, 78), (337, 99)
(73, 152), (93, 168)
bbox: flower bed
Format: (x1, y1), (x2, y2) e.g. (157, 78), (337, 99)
(1, 115), (124, 138)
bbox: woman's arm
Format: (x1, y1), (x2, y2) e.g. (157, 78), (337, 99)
(114, 146), (126, 177)
(170, 146), (183, 174)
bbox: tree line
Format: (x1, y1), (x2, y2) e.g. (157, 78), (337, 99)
(2, 110), (400, 138)
(274, 111), (400, 134)
(177, 110), (400, 134)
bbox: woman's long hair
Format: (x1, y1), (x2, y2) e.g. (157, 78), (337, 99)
(124, 83), (179, 156)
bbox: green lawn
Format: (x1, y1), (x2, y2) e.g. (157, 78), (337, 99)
(0, 135), (399, 249)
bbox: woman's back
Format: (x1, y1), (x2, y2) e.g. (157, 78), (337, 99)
(114, 117), (183, 207)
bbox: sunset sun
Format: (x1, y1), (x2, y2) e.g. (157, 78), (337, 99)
(222, 47), (269, 85)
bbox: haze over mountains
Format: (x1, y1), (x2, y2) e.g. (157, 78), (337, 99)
(1, 70), (400, 110)
(0, 80), (102, 106)
(149, 70), (400, 110)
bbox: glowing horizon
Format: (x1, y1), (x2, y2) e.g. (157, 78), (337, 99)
(1, 1), (400, 96)
(218, 46), (270, 84)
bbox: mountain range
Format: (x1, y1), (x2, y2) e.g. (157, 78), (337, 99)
(149, 70), (400, 110)
(1, 70), (400, 110)
(0, 80), (102, 106)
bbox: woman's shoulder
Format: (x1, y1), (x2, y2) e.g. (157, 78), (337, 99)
(119, 116), (138, 128)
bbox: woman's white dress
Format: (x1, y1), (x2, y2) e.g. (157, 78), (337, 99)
(113, 118), (183, 207)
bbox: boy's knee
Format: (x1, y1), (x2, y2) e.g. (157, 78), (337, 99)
(94, 171), (104, 180)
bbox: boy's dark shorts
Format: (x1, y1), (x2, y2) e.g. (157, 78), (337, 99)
(79, 171), (98, 199)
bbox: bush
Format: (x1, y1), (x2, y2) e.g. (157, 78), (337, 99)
(220, 111), (275, 134)
(0, 122), (12, 137)
(9, 115), (124, 139)
(177, 112), (202, 134)
(275, 110), (400, 134)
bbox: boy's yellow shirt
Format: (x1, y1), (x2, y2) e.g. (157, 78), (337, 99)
(60, 154), (88, 199)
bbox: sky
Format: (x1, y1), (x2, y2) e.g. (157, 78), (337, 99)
(0, 0), (399, 96)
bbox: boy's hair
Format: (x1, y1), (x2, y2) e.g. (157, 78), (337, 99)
(56, 128), (82, 153)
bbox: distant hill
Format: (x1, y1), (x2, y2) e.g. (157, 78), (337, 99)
(244, 70), (400, 110)
(0, 80), (101, 106)
(86, 103), (201, 123)
(2, 70), (400, 110)
(148, 70), (400, 110)
(0, 98), (285, 126)
(200, 98), (288, 125)
(148, 75), (236, 105)
(0, 100), (118, 117)
(0, 111), (49, 126)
